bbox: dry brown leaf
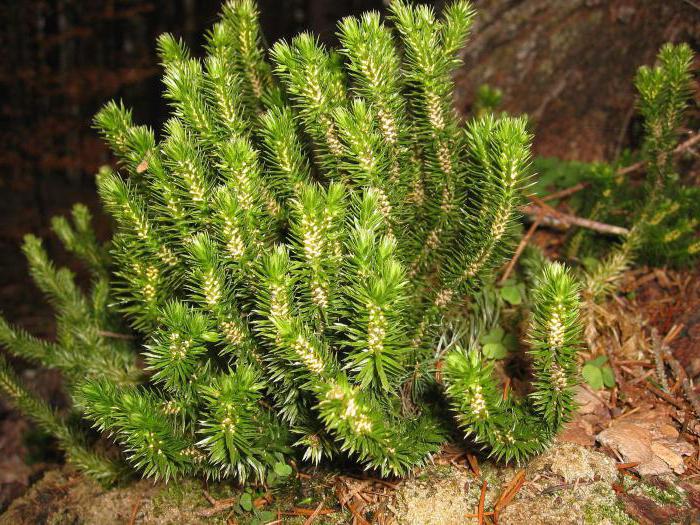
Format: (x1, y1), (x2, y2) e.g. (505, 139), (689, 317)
(596, 412), (694, 476)
(596, 423), (668, 475)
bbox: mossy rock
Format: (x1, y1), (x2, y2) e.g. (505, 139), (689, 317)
(385, 442), (696, 525)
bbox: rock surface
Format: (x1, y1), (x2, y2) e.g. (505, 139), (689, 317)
(388, 442), (627, 525)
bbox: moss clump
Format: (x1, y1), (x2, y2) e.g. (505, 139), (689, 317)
(582, 483), (636, 525)
(623, 475), (687, 507)
(151, 479), (210, 516)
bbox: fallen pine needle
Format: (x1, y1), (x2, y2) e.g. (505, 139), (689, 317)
(616, 462), (640, 470)
(128, 497), (142, 525)
(477, 480), (488, 525)
(282, 507), (336, 517)
(493, 469), (526, 522)
(502, 377), (511, 401)
(302, 501), (327, 525)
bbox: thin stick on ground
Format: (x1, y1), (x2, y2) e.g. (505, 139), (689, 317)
(537, 182), (589, 202)
(650, 325), (700, 420)
(128, 497), (142, 525)
(651, 328), (670, 392)
(198, 490), (237, 517)
(663, 350), (700, 420)
(500, 215), (541, 284)
(477, 480), (488, 525)
(520, 204), (630, 236)
(617, 132), (700, 176)
(645, 382), (687, 411)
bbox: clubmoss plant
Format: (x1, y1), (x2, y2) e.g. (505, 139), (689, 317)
(0, 0), (581, 482)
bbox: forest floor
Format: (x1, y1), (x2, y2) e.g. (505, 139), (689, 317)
(1, 251), (699, 524)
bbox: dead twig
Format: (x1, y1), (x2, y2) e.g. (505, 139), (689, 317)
(627, 368), (656, 386)
(651, 328), (670, 391)
(616, 360), (653, 368)
(520, 204), (630, 236)
(663, 350), (700, 420)
(336, 479), (371, 525)
(499, 215), (541, 284)
(347, 501), (371, 525)
(198, 490), (238, 517)
(337, 478), (373, 506)
(527, 194), (561, 217)
(650, 325), (700, 420)
(617, 132), (700, 176)
(645, 382), (687, 411)
(537, 182), (589, 202)
(612, 406), (641, 421)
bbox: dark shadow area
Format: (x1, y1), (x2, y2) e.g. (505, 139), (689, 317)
(0, 0), (386, 334)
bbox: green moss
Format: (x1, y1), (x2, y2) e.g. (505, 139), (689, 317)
(579, 482), (635, 525)
(583, 500), (636, 525)
(624, 476), (686, 507)
(151, 478), (209, 515)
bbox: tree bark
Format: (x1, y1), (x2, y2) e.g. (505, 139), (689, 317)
(453, 0), (700, 161)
